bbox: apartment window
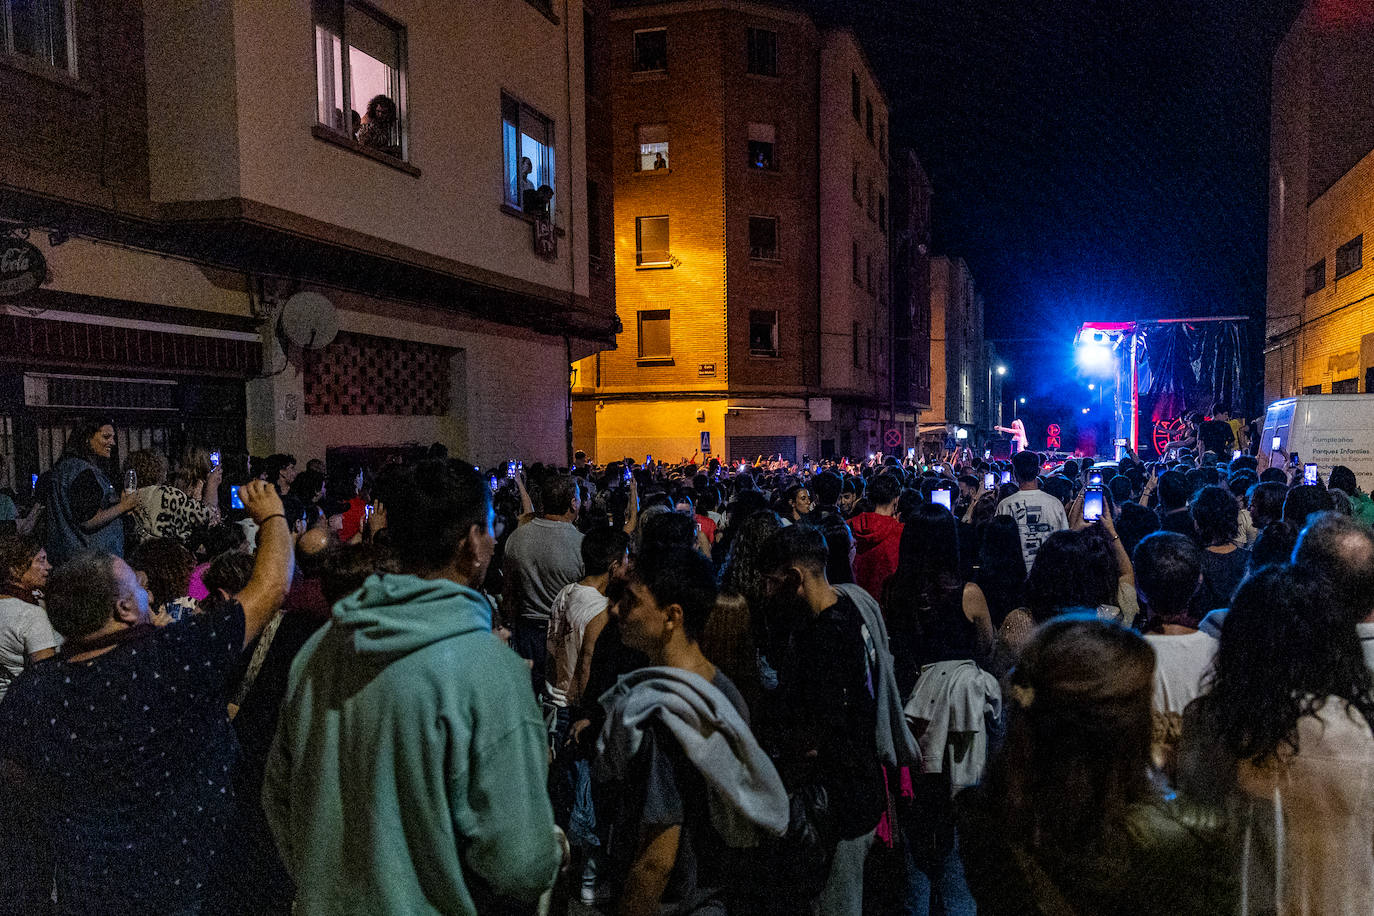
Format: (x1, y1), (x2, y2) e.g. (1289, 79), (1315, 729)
(1304, 259), (1325, 295)
(866, 328), (873, 368)
(746, 27), (777, 76)
(584, 10), (597, 95)
(502, 94), (555, 214)
(866, 178), (875, 219)
(866, 254), (873, 292)
(637, 123), (669, 171)
(633, 28), (667, 72)
(851, 161), (861, 202)
(747, 123), (776, 170)
(851, 71), (861, 121)
(1303, 383), (1323, 395)
(750, 310), (779, 357)
(636, 215), (671, 266)
(878, 194), (887, 232)
(1336, 235), (1363, 280)
(852, 241), (860, 283)
(1333, 377), (1359, 394)
(852, 321), (860, 367)
(865, 99), (874, 142)
(638, 310), (671, 359)
(314, 0), (407, 158)
(2, 0), (74, 75)
(749, 216), (779, 260)
(587, 180), (602, 268)
(879, 123), (886, 160)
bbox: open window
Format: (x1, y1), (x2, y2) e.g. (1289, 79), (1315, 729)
(502, 93), (556, 216)
(746, 28), (777, 76)
(637, 123), (669, 171)
(314, 0), (407, 159)
(633, 28), (667, 72)
(748, 123), (776, 170)
(750, 310), (779, 357)
(636, 216), (671, 267)
(749, 216), (779, 261)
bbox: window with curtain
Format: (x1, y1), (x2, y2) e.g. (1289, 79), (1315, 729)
(637, 123), (669, 171)
(314, 0), (407, 158)
(636, 216), (671, 266)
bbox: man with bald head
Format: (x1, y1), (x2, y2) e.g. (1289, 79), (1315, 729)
(1291, 512), (1374, 669)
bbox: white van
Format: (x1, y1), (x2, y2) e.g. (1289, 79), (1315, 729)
(1261, 395), (1374, 489)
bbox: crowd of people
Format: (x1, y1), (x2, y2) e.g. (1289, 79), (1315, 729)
(2, 416), (1374, 916)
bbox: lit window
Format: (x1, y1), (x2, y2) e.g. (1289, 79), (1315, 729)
(746, 28), (777, 76)
(638, 309), (671, 358)
(749, 216), (779, 260)
(1336, 235), (1363, 280)
(314, 0), (407, 158)
(633, 28), (667, 72)
(851, 71), (860, 121)
(2, 0), (74, 74)
(502, 93), (555, 215)
(637, 123), (669, 171)
(1304, 259), (1325, 296)
(750, 310), (779, 357)
(748, 123), (776, 170)
(636, 215), (671, 266)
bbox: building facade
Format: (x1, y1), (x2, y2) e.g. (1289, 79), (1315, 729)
(1266, 3), (1374, 402)
(0, 0), (614, 488)
(571, 0), (891, 464)
(923, 255), (985, 448)
(890, 148), (934, 435)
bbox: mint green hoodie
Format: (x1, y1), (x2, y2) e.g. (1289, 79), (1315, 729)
(263, 573), (560, 915)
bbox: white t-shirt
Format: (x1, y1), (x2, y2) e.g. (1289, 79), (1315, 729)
(0, 595), (61, 703)
(995, 488), (1069, 569)
(1145, 630), (1218, 716)
(545, 582), (608, 708)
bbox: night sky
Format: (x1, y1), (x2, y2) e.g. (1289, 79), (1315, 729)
(809, 0), (1304, 426)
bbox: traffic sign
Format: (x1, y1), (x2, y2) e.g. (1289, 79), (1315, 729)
(883, 426), (903, 450)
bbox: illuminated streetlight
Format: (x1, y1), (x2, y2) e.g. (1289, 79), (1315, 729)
(1019, 397), (1026, 404)
(996, 364), (1007, 376)
(1081, 407), (1090, 414)
(1088, 382), (1096, 390)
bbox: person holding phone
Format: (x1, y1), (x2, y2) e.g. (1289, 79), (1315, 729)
(128, 448), (222, 547)
(45, 420), (138, 565)
(994, 451), (1069, 571)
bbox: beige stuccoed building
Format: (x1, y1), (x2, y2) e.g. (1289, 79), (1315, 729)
(0, 0), (615, 480)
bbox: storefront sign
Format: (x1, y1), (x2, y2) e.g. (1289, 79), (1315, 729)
(698, 363), (716, 377)
(0, 239), (45, 299)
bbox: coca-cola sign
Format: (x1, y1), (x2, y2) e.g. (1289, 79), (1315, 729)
(0, 239), (45, 299)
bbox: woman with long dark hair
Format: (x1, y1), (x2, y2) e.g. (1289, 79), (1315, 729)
(972, 515), (1026, 630)
(883, 503), (993, 696)
(959, 616), (1235, 915)
(1179, 564), (1374, 914)
(45, 418), (136, 565)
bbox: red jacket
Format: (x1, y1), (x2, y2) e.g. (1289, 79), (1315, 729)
(849, 512), (904, 601)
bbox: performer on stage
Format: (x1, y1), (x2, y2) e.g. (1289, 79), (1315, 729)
(995, 418), (1028, 454)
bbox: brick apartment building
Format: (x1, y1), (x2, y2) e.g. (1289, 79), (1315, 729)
(0, 0), (615, 487)
(924, 255), (986, 448)
(571, 0), (893, 463)
(1266, 2), (1374, 402)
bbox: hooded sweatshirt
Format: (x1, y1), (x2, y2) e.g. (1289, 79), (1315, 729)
(849, 512), (904, 600)
(263, 573), (560, 916)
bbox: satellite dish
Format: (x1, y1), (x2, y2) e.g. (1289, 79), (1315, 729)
(278, 291), (338, 350)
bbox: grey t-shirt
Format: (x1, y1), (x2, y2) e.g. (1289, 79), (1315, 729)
(503, 518), (584, 623)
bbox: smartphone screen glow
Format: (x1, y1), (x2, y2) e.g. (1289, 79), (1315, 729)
(1084, 488), (1104, 522)
(931, 489), (951, 510)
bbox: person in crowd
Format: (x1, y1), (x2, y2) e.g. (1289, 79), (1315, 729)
(355, 93), (399, 154)
(280, 525), (334, 621)
(324, 462), (367, 542)
(599, 545), (788, 915)
(45, 419), (136, 565)
(1282, 483), (1334, 530)
(0, 481), (291, 915)
(1133, 532), (1210, 775)
(1114, 500), (1162, 559)
(1179, 563), (1374, 915)
(973, 514), (1027, 629)
(129, 537), (199, 622)
(884, 503), (994, 695)
(263, 453), (297, 496)
(849, 471), (905, 599)
(1154, 469), (1195, 538)
(264, 460), (561, 914)
(758, 524), (918, 916)
(1293, 512), (1374, 628)
(547, 526), (628, 728)
(811, 471), (845, 527)
(126, 448), (219, 546)
(1187, 484), (1248, 611)
(502, 473), (585, 697)
(995, 450), (1067, 569)
(1329, 464), (1374, 527)
(838, 476), (861, 517)
(782, 483), (814, 525)
(960, 616), (1235, 915)
(0, 534), (57, 702)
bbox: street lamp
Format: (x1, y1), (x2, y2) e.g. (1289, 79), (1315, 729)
(996, 364), (1007, 376)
